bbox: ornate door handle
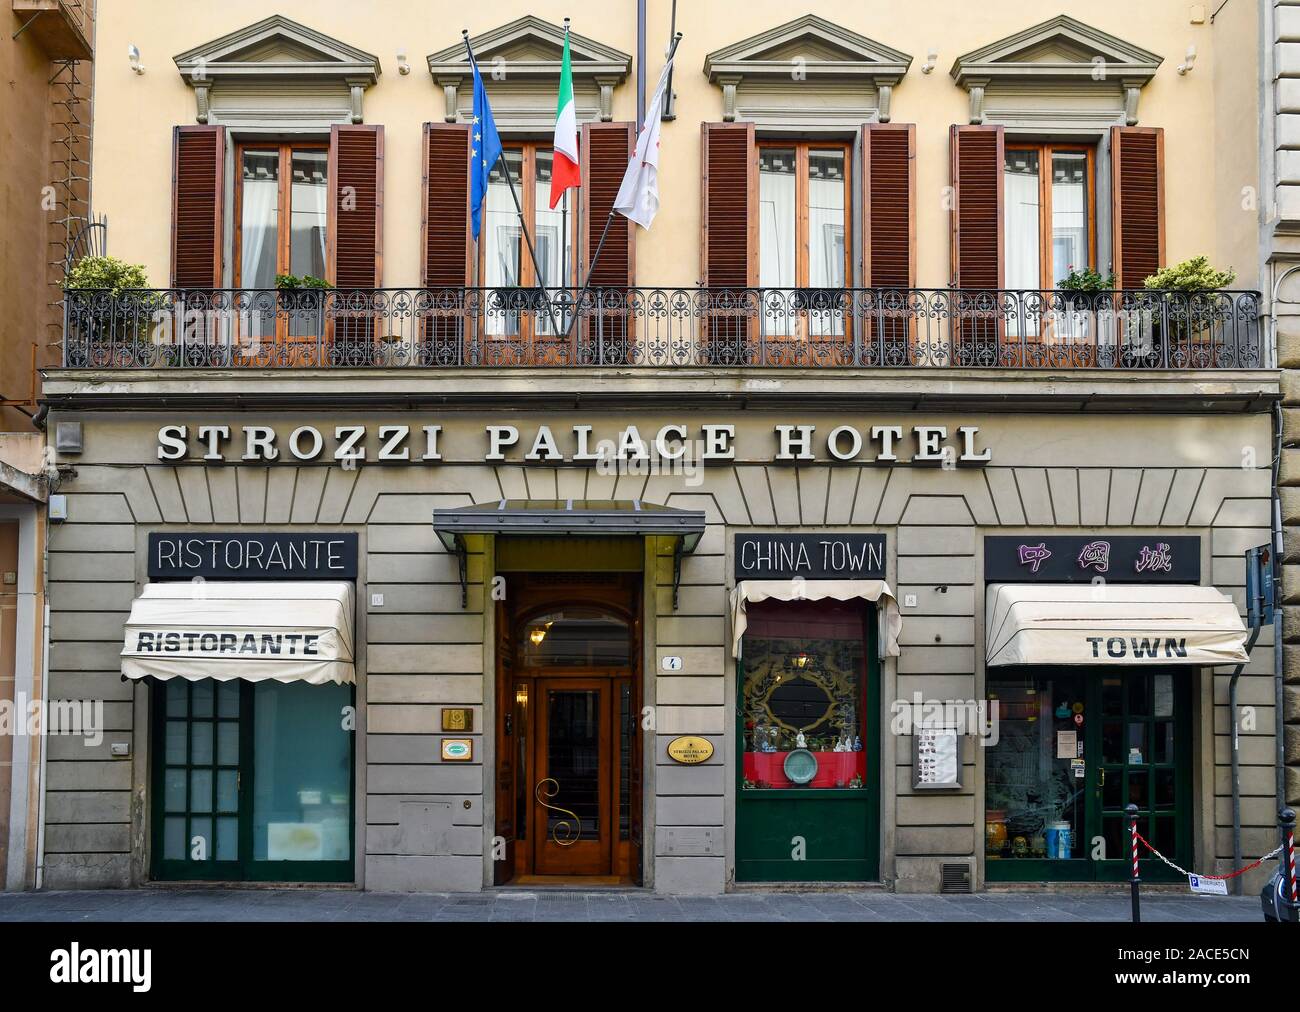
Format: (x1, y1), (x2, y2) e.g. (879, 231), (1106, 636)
(534, 777), (580, 847)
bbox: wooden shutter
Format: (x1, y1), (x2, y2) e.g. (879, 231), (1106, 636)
(170, 125), (224, 288)
(863, 124), (915, 360)
(581, 121), (636, 357)
(1112, 126), (1165, 289)
(421, 123), (471, 359)
(701, 122), (757, 358)
(328, 125), (383, 353)
(949, 124), (1003, 289)
(328, 124), (384, 288)
(950, 125), (1004, 354)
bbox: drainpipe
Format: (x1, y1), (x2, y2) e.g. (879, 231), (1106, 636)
(636, 0), (646, 132)
(1230, 626), (1261, 895)
(33, 507), (51, 890)
(1272, 265), (1300, 818)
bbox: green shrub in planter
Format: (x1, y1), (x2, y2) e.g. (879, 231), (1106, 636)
(63, 256), (167, 361)
(1057, 266), (1116, 292)
(1141, 256), (1236, 292)
(63, 255), (151, 294)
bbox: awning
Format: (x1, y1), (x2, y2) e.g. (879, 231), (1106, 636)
(433, 499), (707, 608)
(985, 583), (1249, 667)
(121, 581), (355, 685)
(730, 580), (902, 660)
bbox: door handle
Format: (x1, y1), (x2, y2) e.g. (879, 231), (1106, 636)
(1098, 767), (1104, 787)
(534, 778), (580, 847)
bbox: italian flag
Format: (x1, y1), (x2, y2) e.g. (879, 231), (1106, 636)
(549, 28), (580, 208)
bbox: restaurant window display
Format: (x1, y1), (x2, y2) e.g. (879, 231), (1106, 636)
(735, 599), (879, 881)
(984, 668), (1190, 882)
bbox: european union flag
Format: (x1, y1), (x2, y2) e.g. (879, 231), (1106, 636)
(468, 50), (503, 242)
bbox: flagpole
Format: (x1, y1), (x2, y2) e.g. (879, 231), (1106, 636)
(563, 31), (681, 346)
(462, 30), (563, 339)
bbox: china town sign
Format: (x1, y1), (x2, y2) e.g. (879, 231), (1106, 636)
(155, 421), (993, 466)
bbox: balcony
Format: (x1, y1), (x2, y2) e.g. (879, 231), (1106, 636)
(12, 0), (93, 60)
(60, 287), (1265, 371)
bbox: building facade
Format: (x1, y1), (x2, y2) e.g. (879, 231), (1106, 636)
(34, 1), (1281, 895)
(1, 1), (93, 890)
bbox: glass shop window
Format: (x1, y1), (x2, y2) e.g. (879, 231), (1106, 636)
(252, 680), (353, 863)
(741, 599), (868, 790)
(985, 672), (1087, 861)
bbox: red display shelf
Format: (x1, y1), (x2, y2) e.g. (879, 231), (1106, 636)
(743, 750), (866, 789)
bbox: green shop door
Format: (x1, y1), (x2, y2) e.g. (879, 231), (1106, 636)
(151, 677), (355, 882)
(736, 599), (880, 882)
(985, 668), (1192, 883)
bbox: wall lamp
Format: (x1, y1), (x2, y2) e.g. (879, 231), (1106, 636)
(1177, 44), (1197, 76)
(920, 48), (938, 74)
(127, 44), (145, 75)
(396, 49), (411, 75)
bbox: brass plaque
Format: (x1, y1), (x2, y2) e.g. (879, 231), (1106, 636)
(666, 735), (714, 765)
(441, 738), (473, 762)
(441, 707), (474, 732)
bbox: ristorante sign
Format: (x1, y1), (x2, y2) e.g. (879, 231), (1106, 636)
(154, 422), (993, 465)
(148, 532), (359, 580)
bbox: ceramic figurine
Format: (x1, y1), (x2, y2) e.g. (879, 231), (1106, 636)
(853, 735), (863, 752)
(795, 731), (807, 748)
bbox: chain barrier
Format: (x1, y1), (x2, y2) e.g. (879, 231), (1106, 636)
(1133, 829), (1281, 881)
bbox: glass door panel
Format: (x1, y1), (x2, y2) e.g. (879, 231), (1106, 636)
(532, 679), (611, 875)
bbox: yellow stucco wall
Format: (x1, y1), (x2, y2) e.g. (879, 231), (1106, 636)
(90, 0), (1261, 293)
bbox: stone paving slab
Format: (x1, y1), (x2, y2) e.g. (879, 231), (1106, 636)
(0, 888), (1262, 922)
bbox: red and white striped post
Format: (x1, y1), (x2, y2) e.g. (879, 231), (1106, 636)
(1127, 803), (1141, 924)
(1281, 807), (1298, 923)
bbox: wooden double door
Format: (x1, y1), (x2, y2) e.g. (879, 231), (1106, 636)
(494, 575), (643, 883)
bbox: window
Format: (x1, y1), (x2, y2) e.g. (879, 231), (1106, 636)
(758, 143), (849, 338)
(236, 143), (329, 340)
(482, 143), (576, 338)
(1003, 144), (1095, 291)
(741, 599), (868, 790)
(518, 606), (630, 667)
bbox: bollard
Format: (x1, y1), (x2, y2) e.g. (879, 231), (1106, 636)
(1128, 803), (1141, 924)
(1281, 808), (1298, 924)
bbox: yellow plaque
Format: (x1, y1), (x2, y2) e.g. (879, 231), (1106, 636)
(441, 738), (473, 762)
(441, 707), (473, 732)
(666, 736), (714, 765)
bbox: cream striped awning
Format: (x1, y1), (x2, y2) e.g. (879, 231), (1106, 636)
(985, 583), (1249, 668)
(121, 581), (355, 685)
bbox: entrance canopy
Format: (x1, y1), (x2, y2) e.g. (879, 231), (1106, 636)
(433, 499), (707, 607)
(985, 583), (1249, 668)
(730, 580), (902, 659)
(121, 581), (355, 685)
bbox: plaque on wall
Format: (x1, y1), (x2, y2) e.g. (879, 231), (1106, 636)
(913, 727), (961, 790)
(983, 536), (1200, 584)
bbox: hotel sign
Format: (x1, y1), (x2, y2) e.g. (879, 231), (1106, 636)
(984, 535), (1200, 584)
(735, 533), (886, 580)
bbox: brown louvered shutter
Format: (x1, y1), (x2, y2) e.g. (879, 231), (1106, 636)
(170, 125), (224, 288)
(1112, 126), (1165, 289)
(701, 122), (757, 359)
(328, 125), (383, 354)
(950, 125), (1004, 353)
(863, 123), (915, 362)
(581, 121), (636, 360)
(421, 122), (471, 361)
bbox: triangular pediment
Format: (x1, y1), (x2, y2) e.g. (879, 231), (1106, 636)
(174, 15), (381, 78)
(427, 16), (631, 80)
(952, 15), (1161, 81)
(705, 14), (911, 79)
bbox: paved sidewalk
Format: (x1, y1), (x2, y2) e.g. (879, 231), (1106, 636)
(0, 888), (1260, 922)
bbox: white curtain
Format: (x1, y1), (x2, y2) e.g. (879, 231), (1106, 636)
(1004, 166), (1040, 292)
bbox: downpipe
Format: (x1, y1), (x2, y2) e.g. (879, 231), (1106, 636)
(1230, 626), (1261, 895)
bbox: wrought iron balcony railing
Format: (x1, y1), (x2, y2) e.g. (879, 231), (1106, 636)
(61, 286), (1265, 370)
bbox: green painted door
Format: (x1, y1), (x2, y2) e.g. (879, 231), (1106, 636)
(151, 678), (355, 882)
(735, 601), (880, 882)
(985, 667), (1192, 883)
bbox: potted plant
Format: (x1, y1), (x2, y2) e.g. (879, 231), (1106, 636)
(63, 255), (164, 365)
(1140, 257), (1238, 366)
(1056, 266), (1118, 361)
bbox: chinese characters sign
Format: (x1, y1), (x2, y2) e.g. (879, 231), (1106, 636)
(985, 536), (1199, 584)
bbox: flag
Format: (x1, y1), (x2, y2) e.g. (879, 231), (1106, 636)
(467, 46), (503, 242)
(613, 53), (674, 229)
(549, 27), (580, 209)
